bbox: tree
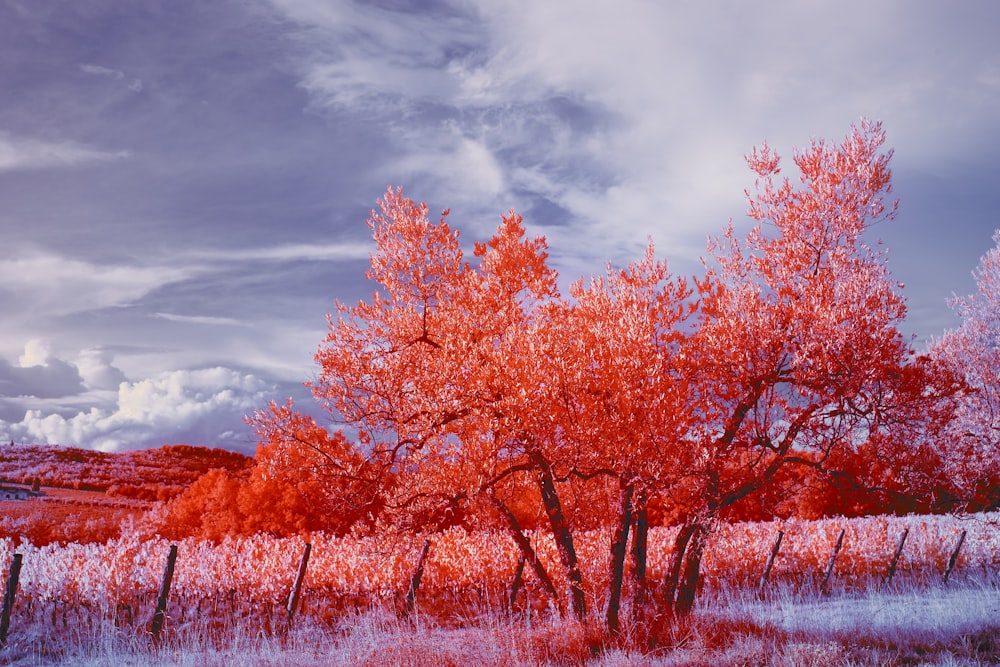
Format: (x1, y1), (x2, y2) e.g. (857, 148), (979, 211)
(255, 190), (575, 611)
(659, 120), (924, 616)
(250, 121), (940, 634)
(930, 230), (1000, 509)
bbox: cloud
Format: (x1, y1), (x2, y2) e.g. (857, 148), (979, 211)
(80, 62), (143, 94)
(0, 253), (193, 319)
(18, 339), (53, 367)
(0, 367), (275, 453)
(0, 340), (126, 399)
(154, 313), (248, 327)
(80, 63), (125, 80)
(190, 242), (373, 263)
(270, 0), (1000, 271)
(0, 132), (130, 172)
(385, 132), (506, 205)
(0, 342), (85, 399)
(74, 348), (128, 391)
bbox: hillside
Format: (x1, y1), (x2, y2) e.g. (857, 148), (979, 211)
(0, 443), (254, 501)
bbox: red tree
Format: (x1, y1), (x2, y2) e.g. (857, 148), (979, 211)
(250, 121), (944, 633)
(659, 120), (926, 616)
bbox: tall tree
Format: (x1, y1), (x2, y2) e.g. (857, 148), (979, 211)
(661, 120), (918, 615)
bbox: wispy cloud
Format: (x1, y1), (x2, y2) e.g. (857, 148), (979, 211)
(80, 62), (143, 93)
(271, 0), (1000, 267)
(190, 242), (373, 263)
(0, 253), (191, 318)
(80, 63), (125, 80)
(0, 133), (130, 172)
(154, 313), (248, 327)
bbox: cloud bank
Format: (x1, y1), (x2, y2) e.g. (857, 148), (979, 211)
(0, 360), (274, 454)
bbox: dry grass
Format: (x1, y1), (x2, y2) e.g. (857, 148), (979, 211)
(3, 574), (998, 666)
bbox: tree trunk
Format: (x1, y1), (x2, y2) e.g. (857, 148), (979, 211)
(672, 523), (706, 617)
(508, 553), (526, 612)
(487, 492), (562, 612)
(606, 482), (634, 635)
(663, 519), (696, 609)
(533, 454), (587, 620)
(403, 538), (431, 615)
(630, 491), (649, 622)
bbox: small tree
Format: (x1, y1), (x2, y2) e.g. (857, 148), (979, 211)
(930, 230), (1000, 509)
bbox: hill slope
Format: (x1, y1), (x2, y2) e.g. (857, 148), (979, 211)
(0, 443), (253, 500)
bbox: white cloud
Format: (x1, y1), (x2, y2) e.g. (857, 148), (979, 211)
(0, 132), (130, 171)
(386, 133), (506, 205)
(190, 242), (373, 263)
(154, 313), (248, 327)
(80, 62), (143, 94)
(18, 339), (52, 367)
(269, 0), (1000, 272)
(0, 253), (192, 319)
(0, 340), (85, 399)
(80, 63), (125, 80)
(0, 367), (274, 452)
(74, 348), (128, 391)
(1, 341), (125, 398)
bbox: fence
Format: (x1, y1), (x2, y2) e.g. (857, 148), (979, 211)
(1, 512), (997, 645)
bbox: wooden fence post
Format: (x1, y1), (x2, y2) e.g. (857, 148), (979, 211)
(821, 528), (846, 592)
(0, 553), (23, 647)
(404, 538), (431, 615)
(943, 529), (967, 585)
(882, 528), (908, 589)
(757, 530), (784, 595)
(150, 545), (178, 642)
(286, 543), (311, 625)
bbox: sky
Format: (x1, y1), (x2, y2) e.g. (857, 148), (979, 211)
(0, 0), (998, 455)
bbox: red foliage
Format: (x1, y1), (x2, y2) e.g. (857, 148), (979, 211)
(244, 122), (978, 624)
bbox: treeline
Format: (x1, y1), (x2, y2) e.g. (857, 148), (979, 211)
(150, 443), (996, 547)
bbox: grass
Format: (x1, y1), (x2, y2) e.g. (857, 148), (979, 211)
(3, 572), (998, 666)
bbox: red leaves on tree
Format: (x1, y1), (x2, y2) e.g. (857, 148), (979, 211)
(248, 121), (975, 623)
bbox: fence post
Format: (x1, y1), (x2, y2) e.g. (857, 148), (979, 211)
(150, 545), (178, 642)
(0, 553), (23, 647)
(404, 538), (431, 615)
(286, 542), (312, 625)
(882, 528), (908, 589)
(821, 528), (846, 592)
(943, 529), (967, 585)
(757, 530), (784, 595)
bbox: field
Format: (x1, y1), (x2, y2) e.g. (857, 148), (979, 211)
(2, 512), (998, 666)
(0, 486), (151, 545)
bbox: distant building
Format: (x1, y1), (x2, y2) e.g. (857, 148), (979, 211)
(0, 484), (41, 500)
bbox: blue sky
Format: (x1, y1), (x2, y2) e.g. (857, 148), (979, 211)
(1, 0), (998, 454)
